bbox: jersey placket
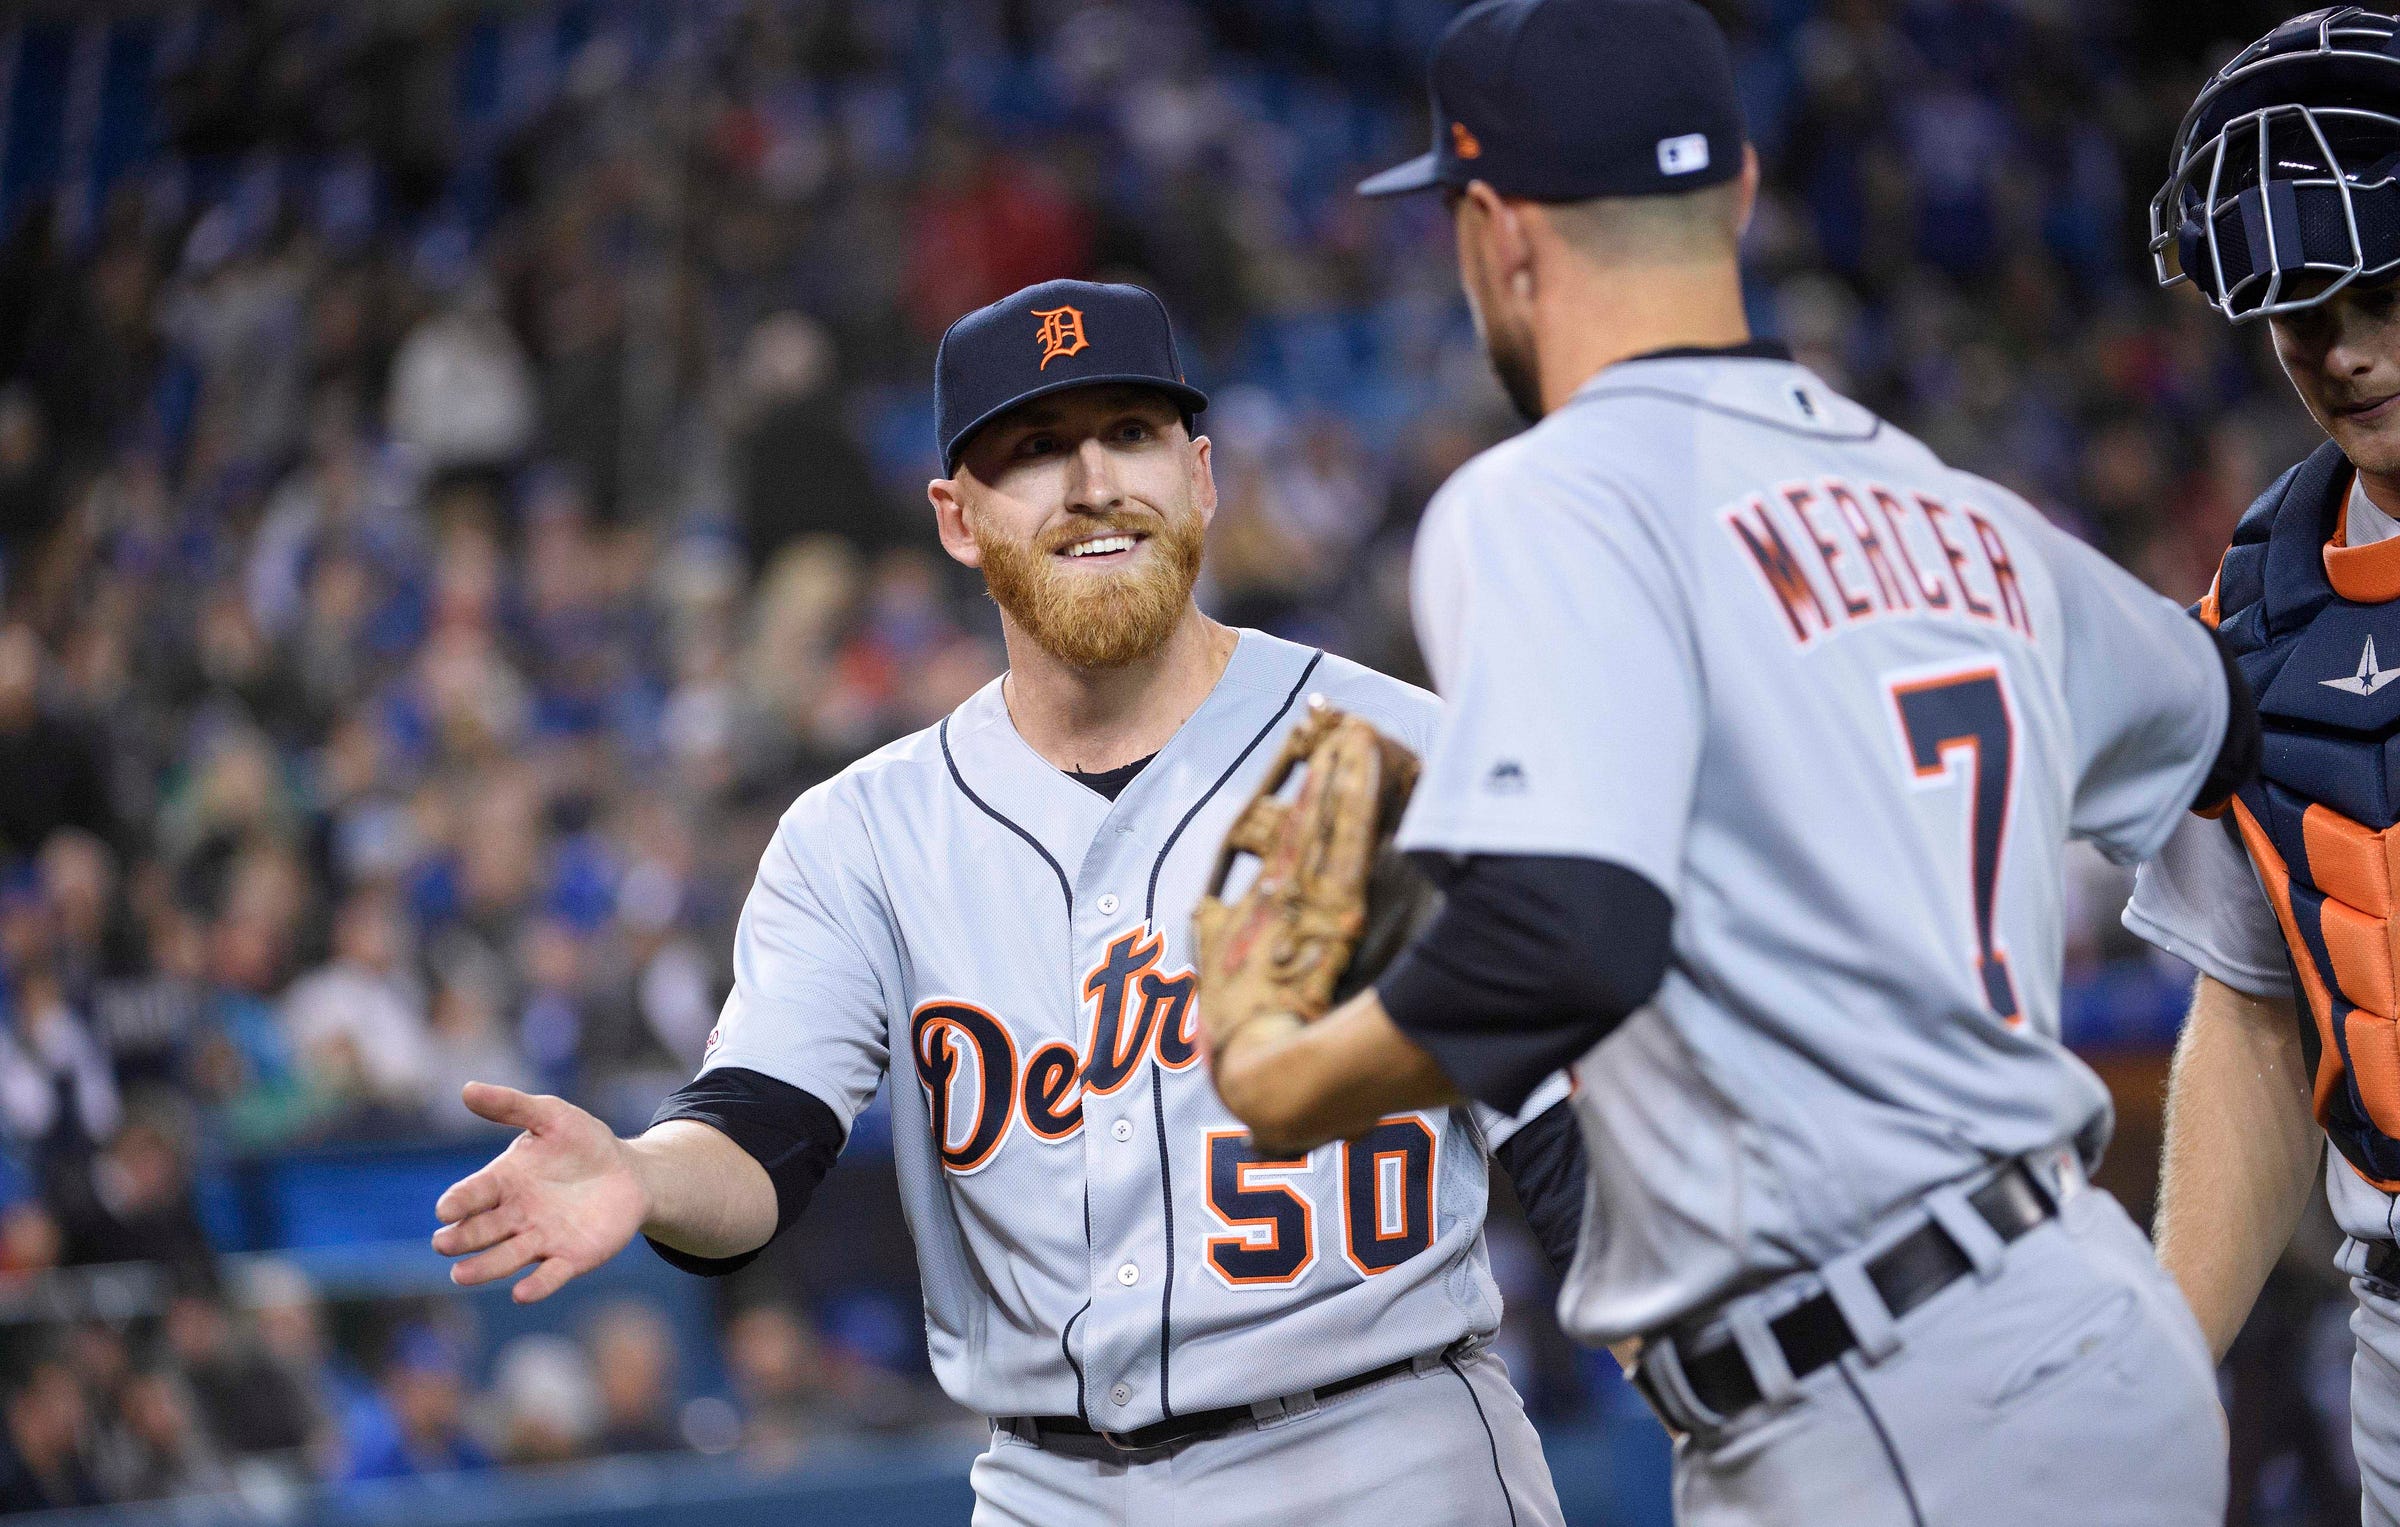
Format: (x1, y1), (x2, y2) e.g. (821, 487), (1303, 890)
(1072, 814), (1176, 1429)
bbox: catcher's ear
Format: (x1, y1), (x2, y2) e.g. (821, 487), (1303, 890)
(926, 475), (983, 569)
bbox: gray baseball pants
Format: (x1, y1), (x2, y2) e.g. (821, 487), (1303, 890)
(2351, 1268), (2400, 1524)
(968, 1344), (1564, 1527)
(1662, 1181), (2225, 1526)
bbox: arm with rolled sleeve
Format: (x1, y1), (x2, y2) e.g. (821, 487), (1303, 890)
(426, 789), (897, 1302)
(2106, 558), (2304, 1358)
(1379, 473), (1691, 1103)
(645, 793), (896, 1275)
(1209, 464), (1688, 1151)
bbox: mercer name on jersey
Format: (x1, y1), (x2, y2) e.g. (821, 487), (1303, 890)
(1724, 477), (2035, 648)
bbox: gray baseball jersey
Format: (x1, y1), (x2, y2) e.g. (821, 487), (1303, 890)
(2128, 801), (2400, 1246)
(698, 629), (1562, 1428)
(1397, 349), (2229, 1346)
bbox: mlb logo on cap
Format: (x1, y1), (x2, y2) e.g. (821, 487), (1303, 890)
(1658, 133), (1712, 177)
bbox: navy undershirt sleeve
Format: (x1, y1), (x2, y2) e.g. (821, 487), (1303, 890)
(642, 1066), (845, 1277)
(1377, 854), (1673, 1115)
(2195, 624), (2259, 813)
(1490, 1100), (1587, 1274)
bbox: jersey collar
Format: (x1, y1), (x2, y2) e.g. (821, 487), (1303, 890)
(1616, 340), (1795, 365)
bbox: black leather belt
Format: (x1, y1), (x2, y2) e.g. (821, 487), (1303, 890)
(1640, 1162), (2055, 1425)
(1007, 1345), (1442, 1456)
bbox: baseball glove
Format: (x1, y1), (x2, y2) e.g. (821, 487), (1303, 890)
(1192, 697), (1437, 1047)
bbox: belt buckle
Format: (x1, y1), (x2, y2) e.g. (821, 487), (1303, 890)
(1094, 1427), (1161, 1454)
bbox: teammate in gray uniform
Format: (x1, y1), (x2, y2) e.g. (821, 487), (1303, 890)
(2125, 12), (2400, 1524)
(427, 278), (1575, 1527)
(1202, 3), (2251, 1524)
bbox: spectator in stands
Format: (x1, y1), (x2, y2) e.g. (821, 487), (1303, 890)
(38, 831), (119, 1016)
(282, 886), (434, 1128)
(0, 1349), (100, 1512)
(54, 1093), (215, 1285)
(0, 629), (114, 862)
(385, 238), (537, 491)
(0, 962), (121, 1210)
(233, 1260), (340, 1480)
(104, 1364), (230, 1503)
(487, 1333), (600, 1466)
(587, 1301), (683, 1456)
(723, 1301), (843, 1467)
(421, 959), (533, 1134)
(342, 1323), (490, 1484)
(731, 313), (905, 572)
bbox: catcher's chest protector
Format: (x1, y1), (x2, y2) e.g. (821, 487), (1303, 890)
(2217, 439), (2400, 1187)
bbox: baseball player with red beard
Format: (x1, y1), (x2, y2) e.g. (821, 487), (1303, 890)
(431, 279), (1582, 1527)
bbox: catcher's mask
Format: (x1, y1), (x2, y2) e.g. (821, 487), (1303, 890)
(2153, 7), (2400, 323)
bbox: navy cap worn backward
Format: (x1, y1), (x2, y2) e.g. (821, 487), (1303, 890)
(1359, 0), (1745, 203)
(934, 279), (1209, 475)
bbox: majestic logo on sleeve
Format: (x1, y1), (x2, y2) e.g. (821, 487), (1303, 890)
(1031, 305), (1088, 370)
(2323, 635), (2400, 696)
(908, 924), (1199, 1173)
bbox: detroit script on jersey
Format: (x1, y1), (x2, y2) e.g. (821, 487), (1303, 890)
(696, 630), (1537, 1430)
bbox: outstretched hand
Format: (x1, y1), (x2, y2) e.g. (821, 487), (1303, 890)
(430, 1082), (650, 1304)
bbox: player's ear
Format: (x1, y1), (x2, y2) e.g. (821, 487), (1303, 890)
(1734, 144), (1760, 240)
(1468, 182), (1534, 303)
(1187, 433), (1218, 527)
(927, 476), (984, 569)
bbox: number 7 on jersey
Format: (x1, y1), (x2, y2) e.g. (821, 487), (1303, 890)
(1887, 665), (2020, 1024)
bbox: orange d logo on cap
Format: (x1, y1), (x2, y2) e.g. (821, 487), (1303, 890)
(1032, 305), (1088, 369)
(1450, 121), (1482, 160)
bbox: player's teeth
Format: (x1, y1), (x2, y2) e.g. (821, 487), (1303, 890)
(1066, 536), (1137, 557)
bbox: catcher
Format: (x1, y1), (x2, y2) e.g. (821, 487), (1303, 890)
(430, 278), (1579, 1527)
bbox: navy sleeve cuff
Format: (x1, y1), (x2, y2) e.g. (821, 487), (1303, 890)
(1490, 1098), (1586, 1274)
(1379, 854), (1673, 1114)
(642, 1066), (844, 1278)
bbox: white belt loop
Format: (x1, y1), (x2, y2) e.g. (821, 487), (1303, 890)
(2048, 1148), (2087, 1203)
(1723, 1298), (1800, 1407)
(1818, 1251), (1903, 1363)
(1250, 1389), (1320, 1429)
(1637, 1335), (1727, 1434)
(1923, 1182), (2007, 1282)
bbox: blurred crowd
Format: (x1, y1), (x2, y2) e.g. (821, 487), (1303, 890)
(0, 0), (2354, 1517)
(0, 1260), (958, 1510)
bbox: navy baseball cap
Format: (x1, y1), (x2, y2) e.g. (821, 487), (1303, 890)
(934, 279), (1210, 475)
(1358, 0), (1746, 203)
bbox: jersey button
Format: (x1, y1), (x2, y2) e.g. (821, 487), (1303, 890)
(1097, 893), (1120, 915)
(1110, 1384), (1132, 1406)
(1116, 1262), (1140, 1286)
(1111, 1118), (1134, 1142)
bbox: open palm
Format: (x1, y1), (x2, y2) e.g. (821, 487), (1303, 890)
(430, 1082), (649, 1303)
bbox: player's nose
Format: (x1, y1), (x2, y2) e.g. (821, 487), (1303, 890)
(1061, 435), (1128, 515)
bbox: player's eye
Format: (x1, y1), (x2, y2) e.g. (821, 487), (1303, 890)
(1114, 419), (1154, 443)
(1017, 434), (1058, 457)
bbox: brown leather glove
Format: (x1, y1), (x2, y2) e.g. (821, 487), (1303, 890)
(1193, 697), (1434, 1059)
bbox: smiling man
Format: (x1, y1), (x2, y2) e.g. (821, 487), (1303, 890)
(2127, 12), (2400, 1522)
(428, 279), (1578, 1527)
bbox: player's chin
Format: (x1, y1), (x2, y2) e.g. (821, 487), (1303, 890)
(2326, 389), (2400, 463)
